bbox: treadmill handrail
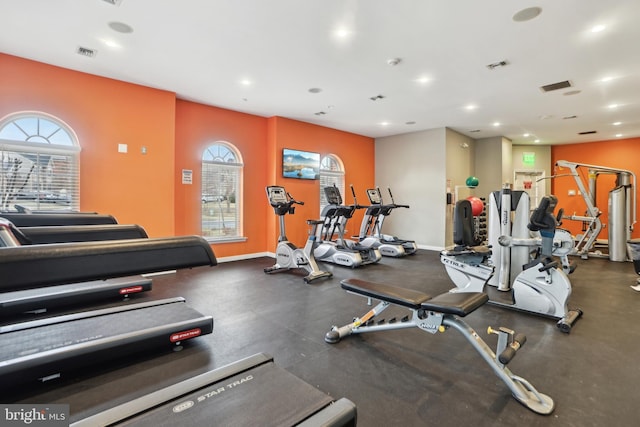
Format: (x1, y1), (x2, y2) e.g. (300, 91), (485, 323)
(0, 297), (187, 334)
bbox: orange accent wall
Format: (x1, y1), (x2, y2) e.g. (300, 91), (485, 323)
(0, 53), (376, 259)
(551, 137), (640, 239)
(0, 53), (176, 237)
(266, 117), (375, 250)
(174, 100), (269, 258)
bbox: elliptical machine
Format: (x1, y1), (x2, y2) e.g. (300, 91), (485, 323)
(264, 186), (332, 283)
(313, 185), (381, 267)
(354, 187), (416, 257)
(374, 187), (418, 255)
(440, 186), (582, 332)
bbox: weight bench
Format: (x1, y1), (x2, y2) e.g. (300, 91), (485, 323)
(326, 278), (555, 415)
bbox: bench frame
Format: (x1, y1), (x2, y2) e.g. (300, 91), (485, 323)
(326, 278), (555, 415)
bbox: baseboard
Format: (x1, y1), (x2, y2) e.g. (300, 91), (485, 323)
(217, 252), (273, 263)
(416, 244), (444, 252)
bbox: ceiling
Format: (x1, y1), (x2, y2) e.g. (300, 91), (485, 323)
(2, 0), (640, 145)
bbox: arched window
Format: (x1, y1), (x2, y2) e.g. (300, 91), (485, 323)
(201, 142), (243, 240)
(319, 154), (345, 213)
(0, 112), (80, 212)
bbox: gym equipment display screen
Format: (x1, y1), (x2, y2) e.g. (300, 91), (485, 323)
(282, 148), (320, 180)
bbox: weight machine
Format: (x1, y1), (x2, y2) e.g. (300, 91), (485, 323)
(554, 160), (636, 261)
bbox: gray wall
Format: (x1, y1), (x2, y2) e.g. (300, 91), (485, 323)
(375, 129), (551, 250)
(375, 128), (447, 249)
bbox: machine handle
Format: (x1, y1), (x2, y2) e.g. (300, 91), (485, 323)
(538, 260), (559, 272)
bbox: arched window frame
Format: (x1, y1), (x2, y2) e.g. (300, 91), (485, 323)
(201, 141), (245, 242)
(319, 154), (345, 214)
(0, 112), (80, 212)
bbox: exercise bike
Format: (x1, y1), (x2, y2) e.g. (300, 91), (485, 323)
(313, 185), (382, 267)
(440, 187), (582, 332)
(264, 186), (332, 283)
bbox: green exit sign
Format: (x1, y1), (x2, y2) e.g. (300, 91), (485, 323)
(522, 152), (535, 165)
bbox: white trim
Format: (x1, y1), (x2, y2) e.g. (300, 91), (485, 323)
(216, 251), (273, 263)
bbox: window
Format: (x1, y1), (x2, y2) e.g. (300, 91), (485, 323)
(0, 112), (80, 212)
(319, 154), (345, 213)
(201, 142), (243, 240)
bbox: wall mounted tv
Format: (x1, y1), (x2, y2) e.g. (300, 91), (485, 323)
(282, 148), (320, 180)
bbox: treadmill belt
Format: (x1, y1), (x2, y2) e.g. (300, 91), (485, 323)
(123, 362), (332, 427)
(0, 298), (213, 386)
(72, 353), (356, 427)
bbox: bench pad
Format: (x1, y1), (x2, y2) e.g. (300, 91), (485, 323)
(420, 292), (488, 317)
(340, 278), (431, 309)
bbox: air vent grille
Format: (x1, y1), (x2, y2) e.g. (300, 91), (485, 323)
(540, 80), (572, 92)
(77, 46), (97, 58)
(578, 130), (597, 135)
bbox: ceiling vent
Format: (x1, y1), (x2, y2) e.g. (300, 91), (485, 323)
(540, 80), (572, 92)
(102, 0), (124, 6)
(578, 130), (597, 135)
(370, 94), (385, 101)
(76, 46), (97, 58)
(486, 60), (508, 70)
(314, 111), (326, 116)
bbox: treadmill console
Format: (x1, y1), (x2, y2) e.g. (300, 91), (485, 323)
(366, 188), (382, 204)
(323, 186), (343, 205)
(266, 186), (288, 205)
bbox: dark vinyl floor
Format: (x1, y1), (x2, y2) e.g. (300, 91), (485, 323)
(3, 250), (639, 426)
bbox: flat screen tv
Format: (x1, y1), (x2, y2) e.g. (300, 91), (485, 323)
(282, 148), (320, 180)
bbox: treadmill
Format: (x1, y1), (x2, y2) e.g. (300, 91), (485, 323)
(0, 233), (216, 315)
(71, 353), (356, 427)
(0, 297), (213, 386)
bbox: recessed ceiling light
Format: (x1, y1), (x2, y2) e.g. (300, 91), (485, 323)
(613, 121), (622, 126)
(379, 121), (390, 126)
(240, 79), (252, 86)
(534, 139), (541, 143)
(333, 27), (352, 40)
(616, 133), (623, 138)
(601, 76), (614, 82)
(523, 133), (530, 137)
(101, 39), (121, 48)
(464, 104), (477, 111)
(608, 103), (618, 109)
(492, 122), (500, 127)
(591, 24), (606, 33)
(108, 21), (133, 34)
(512, 7), (542, 22)
(415, 76), (430, 84)
(308, 87), (322, 94)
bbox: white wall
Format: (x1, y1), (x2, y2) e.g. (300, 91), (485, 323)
(374, 129), (552, 251)
(375, 128), (447, 249)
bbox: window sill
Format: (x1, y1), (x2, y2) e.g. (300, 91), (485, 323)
(204, 236), (248, 244)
